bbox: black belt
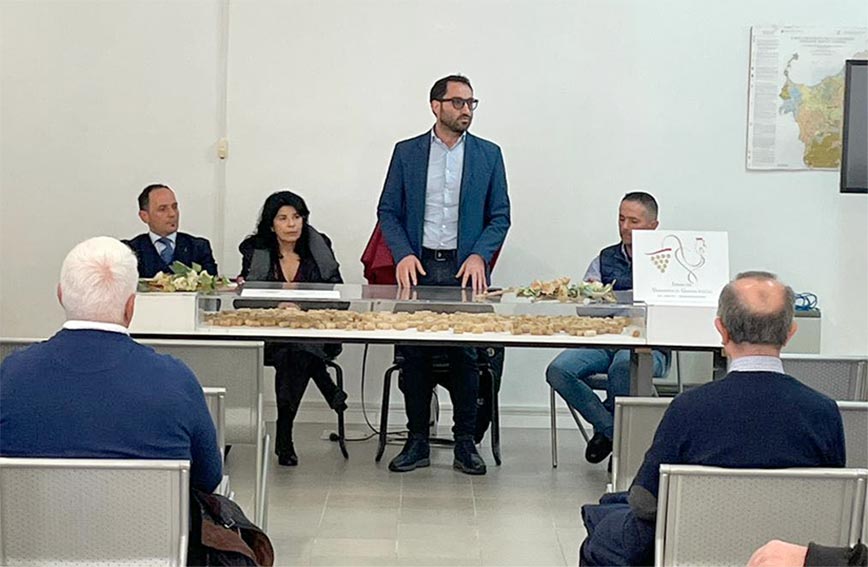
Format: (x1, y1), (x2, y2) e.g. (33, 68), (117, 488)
(422, 248), (457, 262)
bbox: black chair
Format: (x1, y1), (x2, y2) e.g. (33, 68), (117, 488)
(375, 346), (503, 465)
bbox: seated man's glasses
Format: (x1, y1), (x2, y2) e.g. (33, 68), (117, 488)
(438, 97), (479, 110)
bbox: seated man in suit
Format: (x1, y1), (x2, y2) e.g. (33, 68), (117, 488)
(124, 183), (218, 277)
(0, 236), (222, 493)
(579, 271), (846, 566)
(546, 192), (669, 464)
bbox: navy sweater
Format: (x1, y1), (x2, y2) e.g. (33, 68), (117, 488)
(631, 370), (846, 511)
(0, 329), (222, 492)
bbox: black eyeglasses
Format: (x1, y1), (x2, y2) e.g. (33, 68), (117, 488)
(438, 97), (479, 110)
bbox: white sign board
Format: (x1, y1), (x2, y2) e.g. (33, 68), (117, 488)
(632, 231), (730, 306)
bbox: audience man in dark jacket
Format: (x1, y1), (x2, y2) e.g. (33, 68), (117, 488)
(0, 236), (222, 493)
(579, 271), (846, 566)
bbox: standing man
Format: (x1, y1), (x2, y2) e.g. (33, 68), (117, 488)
(377, 75), (511, 475)
(546, 192), (669, 464)
(124, 183), (218, 277)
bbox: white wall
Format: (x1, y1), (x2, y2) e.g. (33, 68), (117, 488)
(2, 0), (866, 418)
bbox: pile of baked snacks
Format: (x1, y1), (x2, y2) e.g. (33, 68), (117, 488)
(203, 308), (638, 337)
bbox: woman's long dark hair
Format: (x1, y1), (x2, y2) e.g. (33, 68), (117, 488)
(250, 191), (313, 260)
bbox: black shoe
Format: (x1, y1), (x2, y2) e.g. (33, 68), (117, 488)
(585, 433), (613, 464)
(453, 437), (486, 475)
(388, 435), (430, 472)
(277, 443), (298, 467)
(328, 389), (348, 413)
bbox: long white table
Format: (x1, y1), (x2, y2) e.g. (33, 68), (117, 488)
(127, 285), (727, 464)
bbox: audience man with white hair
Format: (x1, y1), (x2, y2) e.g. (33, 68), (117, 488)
(0, 236), (222, 493)
(579, 271), (846, 566)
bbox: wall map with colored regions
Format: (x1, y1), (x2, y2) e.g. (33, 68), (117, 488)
(747, 26), (867, 171)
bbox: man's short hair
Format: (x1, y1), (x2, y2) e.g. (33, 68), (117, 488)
(138, 184), (171, 211)
(430, 75), (473, 102)
(60, 237), (139, 323)
(622, 192), (658, 220)
(717, 271), (795, 347)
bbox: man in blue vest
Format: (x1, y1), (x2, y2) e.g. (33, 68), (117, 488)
(546, 192), (669, 464)
(377, 75), (511, 475)
(124, 184), (218, 278)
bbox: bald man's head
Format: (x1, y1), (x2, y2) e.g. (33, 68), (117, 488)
(717, 271), (795, 347)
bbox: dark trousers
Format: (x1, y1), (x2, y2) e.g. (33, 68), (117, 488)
(397, 249), (480, 439)
(579, 492), (655, 566)
(273, 349), (338, 455)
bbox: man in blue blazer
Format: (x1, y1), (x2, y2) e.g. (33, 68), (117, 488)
(377, 75), (511, 475)
(123, 184), (219, 277)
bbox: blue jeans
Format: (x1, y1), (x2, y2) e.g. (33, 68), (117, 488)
(545, 349), (668, 440)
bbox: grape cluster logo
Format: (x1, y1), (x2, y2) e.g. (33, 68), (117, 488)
(647, 248), (672, 273)
(646, 235), (708, 284)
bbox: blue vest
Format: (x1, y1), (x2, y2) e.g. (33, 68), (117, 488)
(599, 243), (632, 291)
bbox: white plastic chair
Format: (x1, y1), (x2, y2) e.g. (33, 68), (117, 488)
(655, 465), (868, 567)
(203, 386), (232, 498)
(611, 397), (671, 492)
(782, 354), (868, 401)
(0, 458), (189, 566)
(839, 401), (868, 468)
(141, 340), (269, 529)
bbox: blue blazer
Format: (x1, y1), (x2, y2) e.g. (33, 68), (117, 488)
(376, 131), (511, 267)
(124, 232), (218, 278)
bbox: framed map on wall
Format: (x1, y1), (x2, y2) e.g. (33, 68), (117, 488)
(746, 26), (868, 170)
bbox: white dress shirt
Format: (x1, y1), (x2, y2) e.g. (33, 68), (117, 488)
(149, 231), (177, 256)
(729, 355), (785, 374)
(62, 320), (130, 336)
(423, 130), (465, 250)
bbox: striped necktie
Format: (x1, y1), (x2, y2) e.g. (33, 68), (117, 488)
(157, 237), (174, 266)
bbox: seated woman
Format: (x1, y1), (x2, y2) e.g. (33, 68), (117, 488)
(239, 190), (346, 466)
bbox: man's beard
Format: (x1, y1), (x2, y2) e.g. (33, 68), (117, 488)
(442, 115), (471, 133)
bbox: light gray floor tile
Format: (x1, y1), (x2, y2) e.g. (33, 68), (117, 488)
(245, 424), (607, 567)
(556, 527), (582, 566)
(310, 537), (397, 558)
(397, 537), (482, 560)
(401, 494), (475, 511)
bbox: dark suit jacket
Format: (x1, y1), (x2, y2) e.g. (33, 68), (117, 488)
(124, 232), (218, 278)
(376, 131), (511, 268)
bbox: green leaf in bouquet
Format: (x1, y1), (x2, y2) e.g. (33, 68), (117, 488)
(170, 261), (193, 276)
(191, 262), (203, 273)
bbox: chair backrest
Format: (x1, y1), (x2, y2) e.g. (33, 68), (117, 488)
(0, 338), (41, 363)
(612, 397), (671, 492)
(782, 354), (868, 401)
(0, 458), (189, 566)
(655, 465), (868, 567)
(140, 340), (264, 445)
(839, 402), (868, 468)
(202, 387), (227, 458)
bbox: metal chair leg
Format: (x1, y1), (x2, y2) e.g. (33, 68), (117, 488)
(489, 361), (501, 466)
(325, 360), (348, 459)
(568, 403), (591, 443)
(550, 386), (558, 468)
(376, 365), (399, 462)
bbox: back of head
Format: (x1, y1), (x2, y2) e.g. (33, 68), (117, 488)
(717, 271), (795, 348)
(60, 237), (139, 324)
